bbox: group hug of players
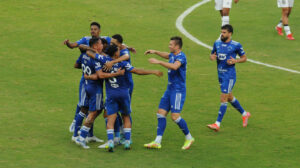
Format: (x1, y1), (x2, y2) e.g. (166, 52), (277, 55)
(63, 21), (250, 152)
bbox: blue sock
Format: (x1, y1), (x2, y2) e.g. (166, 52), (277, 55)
(156, 113), (166, 136)
(174, 117), (190, 135)
(107, 129), (114, 141)
(73, 111), (85, 137)
(230, 97), (245, 115)
(88, 124), (94, 137)
(79, 126), (90, 139)
(217, 102), (228, 123)
(124, 128), (131, 141)
(73, 105), (81, 120)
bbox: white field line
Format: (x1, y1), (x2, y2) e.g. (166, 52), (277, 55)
(175, 0), (300, 74)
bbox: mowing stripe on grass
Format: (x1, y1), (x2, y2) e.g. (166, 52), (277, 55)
(175, 0), (300, 74)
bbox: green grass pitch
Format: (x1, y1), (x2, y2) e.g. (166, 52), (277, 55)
(0, 0), (299, 167)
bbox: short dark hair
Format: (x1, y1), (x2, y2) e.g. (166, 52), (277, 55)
(89, 37), (100, 47)
(170, 36), (183, 48)
(90, 22), (101, 29)
(221, 24), (233, 34)
(100, 38), (108, 45)
(105, 44), (118, 57)
(112, 34), (123, 44)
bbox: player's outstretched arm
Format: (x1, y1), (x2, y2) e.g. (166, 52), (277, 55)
(122, 44), (136, 54)
(148, 58), (181, 70)
(144, 50), (169, 59)
(97, 68), (125, 79)
(130, 68), (163, 77)
(227, 55), (247, 65)
(103, 54), (130, 71)
(63, 39), (78, 49)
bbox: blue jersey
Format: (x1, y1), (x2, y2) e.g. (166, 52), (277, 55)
(167, 51), (187, 91)
(94, 54), (134, 98)
(120, 48), (134, 92)
(76, 53), (84, 80)
(81, 53), (103, 87)
(76, 36), (111, 46)
(211, 40), (245, 78)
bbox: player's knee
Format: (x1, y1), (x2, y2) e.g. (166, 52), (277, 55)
(158, 109), (167, 116)
(171, 113), (180, 121)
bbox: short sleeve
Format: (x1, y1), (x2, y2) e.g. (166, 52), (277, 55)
(237, 43), (245, 56)
(175, 54), (186, 65)
(95, 54), (105, 63)
(122, 61), (134, 71)
(94, 60), (102, 71)
(211, 42), (217, 54)
(76, 37), (87, 46)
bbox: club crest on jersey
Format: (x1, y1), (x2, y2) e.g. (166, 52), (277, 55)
(218, 53), (227, 60)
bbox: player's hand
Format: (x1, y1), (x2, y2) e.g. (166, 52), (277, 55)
(116, 68), (125, 76)
(144, 50), (156, 55)
(227, 56), (237, 65)
(234, 0), (239, 3)
(63, 39), (70, 45)
(210, 52), (217, 61)
(128, 47), (137, 54)
(84, 74), (89, 79)
(154, 70), (163, 77)
(148, 58), (160, 64)
(103, 61), (113, 71)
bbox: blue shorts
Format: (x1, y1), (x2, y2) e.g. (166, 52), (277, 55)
(159, 89), (186, 113)
(78, 77), (87, 107)
(219, 77), (236, 94)
(84, 84), (104, 111)
(106, 92), (131, 116)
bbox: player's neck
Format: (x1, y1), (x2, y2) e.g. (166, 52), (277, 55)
(172, 50), (181, 55)
(224, 38), (232, 43)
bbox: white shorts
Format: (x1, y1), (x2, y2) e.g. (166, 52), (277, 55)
(215, 0), (232, 10)
(277, 0), (294, 8)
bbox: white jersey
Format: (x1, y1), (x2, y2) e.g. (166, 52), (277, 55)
(215, 0), (232, 10)
(278, 0), (294, 8)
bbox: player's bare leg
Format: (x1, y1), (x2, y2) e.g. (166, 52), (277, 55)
(281, 7), (294, 40)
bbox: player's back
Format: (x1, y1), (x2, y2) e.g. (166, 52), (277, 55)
(81, 53), (103, 86)
(168, 51), (187, 91)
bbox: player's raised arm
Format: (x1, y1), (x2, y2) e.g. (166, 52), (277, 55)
(130, 68), (163, 77)
(148, 58), (181, 70)
(144, 50), (169, 59)
(63, 39), (79, 49)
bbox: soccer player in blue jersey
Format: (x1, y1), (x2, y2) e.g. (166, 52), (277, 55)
(207, 24), (251, 132)
(74, 38), (125, 149)
(85, 44), (163, 152)
(102, 34), (134, 146)
(144, 36), (194, 150)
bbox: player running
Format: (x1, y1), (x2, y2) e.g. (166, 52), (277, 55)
(85, 44), (163, 152)
(215, 0), (239, 27)
(275, 0), (295, 40)
(207, 24), (250, 132)
(144, 36), (194, 150)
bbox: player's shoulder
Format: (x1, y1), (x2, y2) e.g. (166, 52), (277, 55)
(82, 36), (92, 40)
(121, 48), (130, 55)
(214, 40), (222, 45)
(231, 40), (241, 46)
